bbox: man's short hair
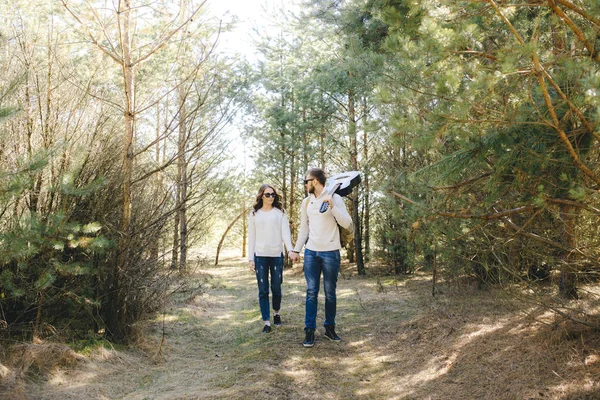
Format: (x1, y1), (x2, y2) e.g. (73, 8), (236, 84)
(308, 168), (327, 186)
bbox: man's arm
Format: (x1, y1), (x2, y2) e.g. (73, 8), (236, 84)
(293, 197), (309, 253)
(331, 194), (352, 229)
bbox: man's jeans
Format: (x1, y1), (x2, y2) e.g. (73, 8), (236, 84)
(254, 254), (284, 322)
(303, 249), (340, 330)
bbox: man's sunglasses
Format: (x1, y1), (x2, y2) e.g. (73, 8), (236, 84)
(263, 193), (276, 198)
(303, 178), (315, 185)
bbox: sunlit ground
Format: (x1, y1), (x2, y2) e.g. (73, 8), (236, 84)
(8, 248), (600, 400)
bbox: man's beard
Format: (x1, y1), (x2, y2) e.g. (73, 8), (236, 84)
(308, 186), (315, 194)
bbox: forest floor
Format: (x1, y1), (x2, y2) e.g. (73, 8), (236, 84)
(3, 255), (600, 400)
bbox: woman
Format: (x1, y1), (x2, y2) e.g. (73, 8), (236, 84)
(247, 184), (295, 333)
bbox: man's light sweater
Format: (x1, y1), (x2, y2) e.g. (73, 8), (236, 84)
(247, 208), (294, 261)
(294, 192), (352, 253)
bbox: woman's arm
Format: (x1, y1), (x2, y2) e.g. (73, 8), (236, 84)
(281, 210), (294, 252)
(247, 212), (256, 262)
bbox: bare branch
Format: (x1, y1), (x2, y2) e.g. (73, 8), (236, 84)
(544, 197), (600, 214)
(548, 305), (600, 329)
(455, 50), (498, 61)
(437, 116), (553, 128)
(132, 1), (208, 67)
(85, 0), (121, 57)
(531, 49), (600, 186)
(502, 217), (572, 252)
(511, 206), (546, 236)
(555, 0), (600, 34)
(430, 172), (494, 191)
(487, 0), (525, 45)
(534, 50), (600, 143)
(60, 0), (122, 64)
(488, 0), (600, 184)
(548, 1), (599, 61)
(390, 190), (538, 220)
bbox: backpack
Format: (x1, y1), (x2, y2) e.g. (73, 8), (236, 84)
(305, 196), (354, 248)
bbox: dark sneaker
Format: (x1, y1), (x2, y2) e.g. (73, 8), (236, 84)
(324, 326), (341, 342)
(303, 329), (315, 347)
(273, 314), (282, 326)
(262, 325), (271, 333)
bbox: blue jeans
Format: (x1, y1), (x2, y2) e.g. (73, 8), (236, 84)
(303, 249), (340, 330)
(254, 254), (284, 322)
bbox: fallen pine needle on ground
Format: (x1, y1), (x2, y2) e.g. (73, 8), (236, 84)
(3, 256), (600, 399)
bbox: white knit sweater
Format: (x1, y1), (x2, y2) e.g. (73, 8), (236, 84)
(293, 192), (352, 252)
(247, 208), (294, 260)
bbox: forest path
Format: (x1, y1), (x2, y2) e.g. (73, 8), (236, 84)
(22, 257), (600, 399)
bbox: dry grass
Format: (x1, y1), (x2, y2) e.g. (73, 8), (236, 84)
(3, 253), (600, 399)
(0, 343), (83, 400)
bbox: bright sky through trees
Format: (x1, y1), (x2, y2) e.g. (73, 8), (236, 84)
(208, 0), (284, 61)
(206, 0), (298, 174)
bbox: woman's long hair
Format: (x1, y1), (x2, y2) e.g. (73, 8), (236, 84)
(252, 184), (284, 214)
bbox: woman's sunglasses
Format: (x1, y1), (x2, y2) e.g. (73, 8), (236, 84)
(263, 193), (276, 198)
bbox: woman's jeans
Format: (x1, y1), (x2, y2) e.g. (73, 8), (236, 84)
(303, 249), (340, 330)
(254, 254), (284, 322)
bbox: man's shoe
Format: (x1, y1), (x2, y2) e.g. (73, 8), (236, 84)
(262, 325), (271, 333)
(303, 329), (315, 347)
(324, 326), (341, 341)
(273, 314), (282, 326)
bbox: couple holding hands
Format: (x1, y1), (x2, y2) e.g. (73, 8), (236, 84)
(247, 168), (352, 347)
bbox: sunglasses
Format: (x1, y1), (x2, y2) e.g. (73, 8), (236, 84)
(263, 193), (276, 198)
(303, 178), (315, 185)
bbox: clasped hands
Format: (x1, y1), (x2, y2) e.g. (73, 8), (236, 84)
(248, 251), (300, 272)
(288, 250), (300, 262)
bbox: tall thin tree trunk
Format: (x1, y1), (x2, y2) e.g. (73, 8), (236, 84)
(361, 96), (370, 262)
(171, 152), (181, 270)
(290, 109), (305, 239)
(549, 11), (578, 300)
(303, 117), (310, 198)
(179, 177), (187, 273)
(289, 99), (296, 215)
(348, 88), (364, 274)
(24, 68), (40, 215)
(215, 210), (245, 266)
(120, 0), (134, 237)
(352, 193), (364, 273)
(559, 204), (577, 299)
(302, 111), (309, 174)
(319, 93), (326, 170)
(150, 103), (161, 261)
(43, 25), (54, 217)
(281, 142), (287, 208)
(320, 126), (326, 170)
(431, 244), (437, 297)
(33, 289), (45, 343)
(287, 154), (295, 267)
(178, 83), (188, 274)
(242, 142), (248, 259)
(109, 0), (135, 341)
(285, 94), (296, 268)
(242, 202), (247, 258)
(177, 3), (190, 274)
(347, 199), (356, 264)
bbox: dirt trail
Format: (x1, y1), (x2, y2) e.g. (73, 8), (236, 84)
(16, 257), (600, 399)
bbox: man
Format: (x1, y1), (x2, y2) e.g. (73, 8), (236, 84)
(290, 168), (352, 347)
